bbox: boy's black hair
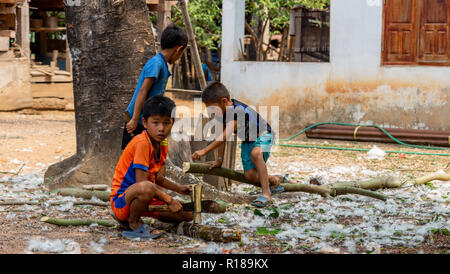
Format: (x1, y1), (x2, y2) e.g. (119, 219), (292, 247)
(201, 81), (231, 103)
(142, 95), (176, 120)
(160, 24), (188, 50)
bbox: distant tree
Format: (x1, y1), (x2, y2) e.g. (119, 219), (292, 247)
(170, 0), (329, 52)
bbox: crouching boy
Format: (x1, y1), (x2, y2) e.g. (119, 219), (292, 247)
(111, 95), (193, 239)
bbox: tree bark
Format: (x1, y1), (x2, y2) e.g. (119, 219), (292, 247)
(45, 0), (156, 190)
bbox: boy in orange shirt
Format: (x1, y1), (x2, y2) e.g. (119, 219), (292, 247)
(111, 96), (192, 239)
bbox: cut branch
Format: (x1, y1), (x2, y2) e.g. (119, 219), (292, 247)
(182, 163), (387, 201)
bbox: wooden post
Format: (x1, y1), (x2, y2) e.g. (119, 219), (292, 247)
(191, 184), (203, 224)
(178, 0), (206, 90)
(16, 0), (30, 58)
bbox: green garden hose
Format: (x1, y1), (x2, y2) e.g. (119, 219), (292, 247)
(276, 122), (450, 157)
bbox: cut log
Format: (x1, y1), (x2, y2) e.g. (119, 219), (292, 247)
(326, 173), (450, 190)
(53, 188), (110, 202)
(40, 217), (241, 242)
(0, 200), (108, 207)
(40, 217), (115, 227)
(182, 162), (387, 201)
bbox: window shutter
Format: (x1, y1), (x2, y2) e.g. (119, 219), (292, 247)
(383, 0), (419, 64)
(417, 0), (450, 64)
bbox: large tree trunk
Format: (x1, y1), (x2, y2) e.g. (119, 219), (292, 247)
(45, 1), (156, 190)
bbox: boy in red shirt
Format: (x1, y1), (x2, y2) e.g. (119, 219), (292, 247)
(111, 96), (192, 239)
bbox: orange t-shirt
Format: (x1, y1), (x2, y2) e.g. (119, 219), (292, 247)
(110, 130), (168, 199)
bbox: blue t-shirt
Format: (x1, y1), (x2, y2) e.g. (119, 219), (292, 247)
(127, 52), (171, 125)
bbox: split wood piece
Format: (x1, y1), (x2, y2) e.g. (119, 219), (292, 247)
(191, 184), (203, 224)
(53, 188), (110, 202)
(182, 162), (387, 201)
(82, 184), (109, 191)
(40, 217), (241, 243)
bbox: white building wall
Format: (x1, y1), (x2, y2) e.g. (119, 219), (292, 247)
(221, 0), (450, 134)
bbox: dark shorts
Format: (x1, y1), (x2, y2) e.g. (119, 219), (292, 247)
(121, 122), (145, 149)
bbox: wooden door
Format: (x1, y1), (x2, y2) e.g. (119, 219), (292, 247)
(417, 0), (450, 64)
(383, 0), (419, 64)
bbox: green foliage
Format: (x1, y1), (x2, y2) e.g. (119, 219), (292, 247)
(246, 0), (329, 35)
(172, 0), (222, 50)
(171, 0), (329, 50)
(429, 228), (450, 236)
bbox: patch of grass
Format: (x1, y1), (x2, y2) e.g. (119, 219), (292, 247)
(216, 218), (229, 224)
(255, 227), (282, 236)
(330, 231), (346, 239)
(254, 209), (264, 217)
(429, 228), (450, 236)
(393, 231), (403, 237)
(268, 208), (280, 219)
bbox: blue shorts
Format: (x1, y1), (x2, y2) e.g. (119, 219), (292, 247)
(240, 132), (273, 172)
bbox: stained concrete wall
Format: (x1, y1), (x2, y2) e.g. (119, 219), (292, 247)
(0, 57), (32, 111)
(221, 0), (450, 136)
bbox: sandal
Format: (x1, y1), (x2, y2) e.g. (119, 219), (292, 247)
(122, 223), (163, 240)
(249, 174), (288, 195)
(251, 195), (273, 208)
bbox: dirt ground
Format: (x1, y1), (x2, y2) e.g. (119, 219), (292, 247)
(0, 106), (449, 254)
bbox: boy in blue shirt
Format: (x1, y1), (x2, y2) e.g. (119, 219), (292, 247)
(122, 24), (188, 149)
(192, 82), (285, 208)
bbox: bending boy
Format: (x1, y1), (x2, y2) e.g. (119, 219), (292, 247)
(192, 82), (284, 208)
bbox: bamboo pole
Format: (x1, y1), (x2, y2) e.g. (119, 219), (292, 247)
(40, 217), (241, 242)
(40, 217), (115, 227)
(178, 0), (206, 90)
(182, 162), (387, 201)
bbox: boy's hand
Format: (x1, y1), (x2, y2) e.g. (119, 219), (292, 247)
(126, 119), (138, 134)
(192, 149), (207, 160)
(207, 159), (223, 170)
(177, 185), (192, 195)
(168, 198), (183, 213)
